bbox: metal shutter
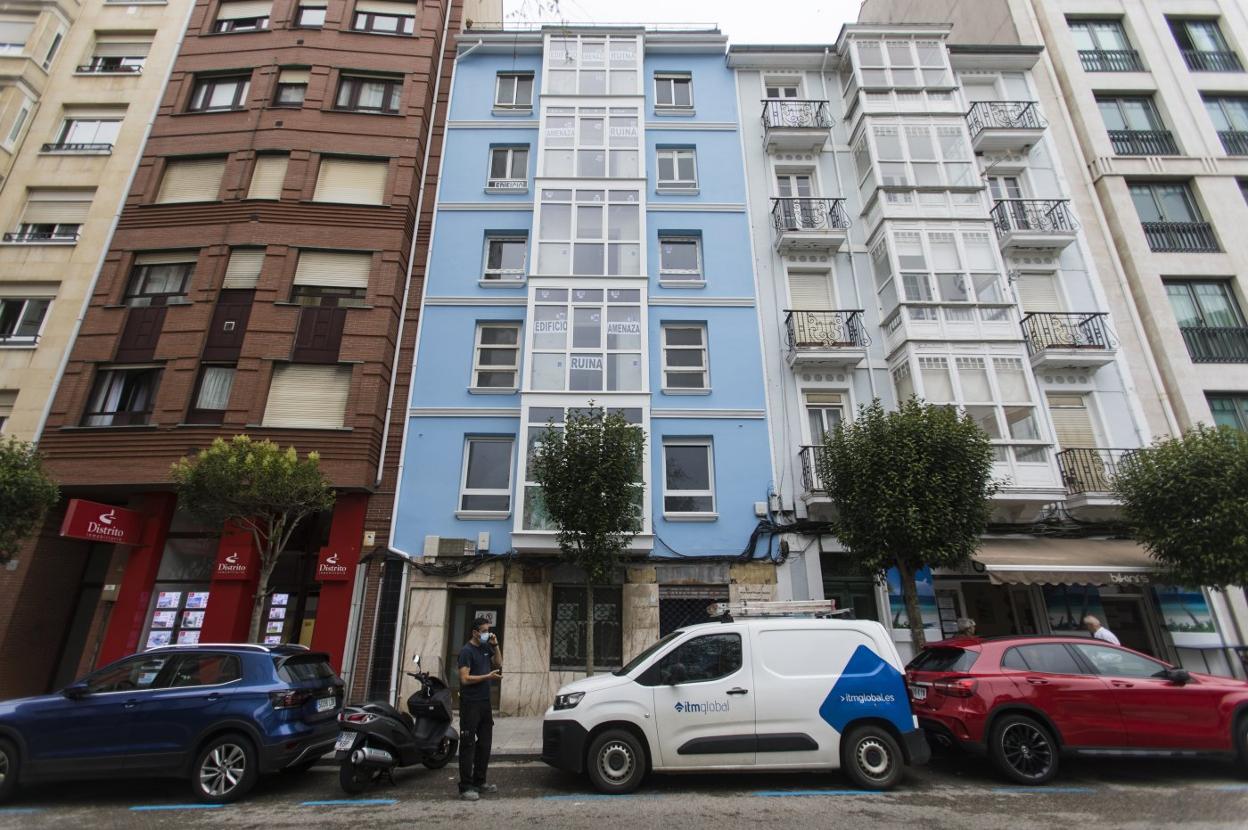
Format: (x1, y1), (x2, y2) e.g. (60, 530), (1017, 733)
(21, 190), (94, 224)
(247, 155), (288, 200)
(1046, 394), (1097, 449)
(787, 271), (833, 310)
(134, 250), (197, 266)
(157, 158), (226, 203)
(223, 249), (264, 288)
(64, 106), (127, 120)
(216, 0), (272, 18)
(0, 22), (34, 46)
(262, 364), (351, 428)
(292, 251), (372, 288)
(313, 158), (388, 205)
(355, 0), (416, 12)
(1017, 273), (1062, 313)
(94, 38), (151, 58)
(278, 68), (310, 84)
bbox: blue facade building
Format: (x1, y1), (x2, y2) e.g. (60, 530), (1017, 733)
(391, 26), (777, 715)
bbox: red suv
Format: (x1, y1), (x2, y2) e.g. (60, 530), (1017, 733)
(906, 636), (1248, 784)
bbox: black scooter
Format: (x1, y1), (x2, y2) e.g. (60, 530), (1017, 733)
(334, 655), (458, 793)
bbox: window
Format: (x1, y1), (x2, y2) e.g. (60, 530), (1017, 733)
(212, 1), (271, 32)
(43, 31), (63, 70)
(1169, 18), (1242, 72)
(649, 633), (741, 685)
(188, 74), (251, 112)
(482, 235), (526, 282)
(472, 323), (520, 390)
(83, 37), (149, 73)
(0, 390), (13, 432)
(335, 74), (402, 114)
(5, 103), (29, 147)
(548, 35), (639, 96)
(458, 437), (514, 513)
(291, 250), (371, 304)
(82, 654), (174, 693)
(663, 438), (714, 516)
(0, 19), (33, 55)
(877, 228), (1005, 320)
(1097, 96), (1176, 155)
(1166, 280), (1248, 363)
(165, 654), (242, 687)
(125, 255), (195, 306)
(223, 247), (264, 288)
(313, 157), (388, 204)
(82, 368), (160, 426)
(1129, 182), (1217, 252)
(51, 114), (123, 150)
(188, 365), (236, 424)
(542, 105), (640, 178)
(1004, 645), (1086, 675)
(656, 148), (697, 191)
(661, 324), (708, 391)
(1203, 96), (1248, 155)
(536, 188), (641, 276)
(247, 154), (288, 199)
(853, 38), (950, 88)
(262, 364), (351, 428)
(157, 158), (226, 203)
(1209, 394), (1248, 431)
(530, 287), (642, 391)
(487, 146), (528, 190)
(654, 73), (692, 110)
(273, 68), (309, 107)
(1068, 19), (1141, 71)
(351, 0), (416, 35)
(658, 235), (701, 282)
(0, 297), (50, 344)
(10, 190), (92, 242)
(805, 391), (845, 443)
(550, 586), (623, 671)
(495, 73), (533, 109)
(868, 123), (975, 189)
(1072, 643), (1167, 678)
(295, 0), (326, 27)
(765, 78), (800, 98)
(291, 285), (366, 308)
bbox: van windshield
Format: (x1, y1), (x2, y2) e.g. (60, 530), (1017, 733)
(613, 631), (683, 676)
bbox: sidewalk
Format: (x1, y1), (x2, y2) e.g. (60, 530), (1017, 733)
(320, 714), (544, 765)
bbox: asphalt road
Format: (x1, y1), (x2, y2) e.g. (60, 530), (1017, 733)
(2, 751), (1246, 830)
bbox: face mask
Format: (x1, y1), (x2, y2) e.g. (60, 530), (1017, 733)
(479, 632), (491, 643)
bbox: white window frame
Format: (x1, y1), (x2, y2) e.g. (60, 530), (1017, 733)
(656, 147), (698, 191)
(487, 145), (529, 191)
(545, 34), (641, 97)
(658, 234), (703, 282)
(471, 322), (521, 392)
(528, 286), (644, 392)
(495, 72), (534, 109)
(654, 73), (693, 111)
(0, 297), (51, 346)
(662, 438), (716, 519)
(534, 187), (642, 276)
(540, 105), (641, 179)
(661, 324), (708, 393)
(482, 234), (527, 283)
(457, 436), (515, 518)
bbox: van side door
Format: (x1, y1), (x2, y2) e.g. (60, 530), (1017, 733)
(642, 629), (756, 768)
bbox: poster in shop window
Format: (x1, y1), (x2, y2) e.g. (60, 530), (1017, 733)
(266, 621), (284, 634)
(185, 592), (210, 609)
(156, 591), (182, 610)
(146, 630), (172, 648)
(1153, 585), (1218, 647)
(885, 567), (940, 633)
(181, 611), (205, 629)
(1042, 585), (1106, 633)
(177, 629), (201, 645)
(150, 611), (176, 629)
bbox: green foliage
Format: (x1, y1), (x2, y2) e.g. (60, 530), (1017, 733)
(1113, 425), (1248, 588)
(0, 437), (59, 562)
(172, 435), (335, 640)
(814, 399), (997, 648)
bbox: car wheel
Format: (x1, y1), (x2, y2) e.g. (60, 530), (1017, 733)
(421, 737), (457, 770)
(990, 714), (1059, 785)
(585, 729), (646, 795)
(0, 738), (19, 804)
(1236, 714), (1248, 780)
(840, 725), (904, 790)
(191, 733), (258, 803)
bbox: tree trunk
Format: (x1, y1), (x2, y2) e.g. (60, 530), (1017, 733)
(896, 558), (927, 652)
(584, 582), (595, 677)
(247, 551), (280, 643)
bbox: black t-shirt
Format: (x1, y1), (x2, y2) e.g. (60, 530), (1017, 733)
(457, 641), (495, 702)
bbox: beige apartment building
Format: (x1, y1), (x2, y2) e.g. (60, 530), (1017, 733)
(0, 0), (191, 437)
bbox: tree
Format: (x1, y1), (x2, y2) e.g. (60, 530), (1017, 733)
(0, 437), (59, 563)
(1113, 425), (1248, 588)
(815, 399), (997, 650)
(530, 407), (645, 675)
(172, 435), (335, 641)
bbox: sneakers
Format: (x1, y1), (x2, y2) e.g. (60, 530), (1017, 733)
(478, 783), (499, 794)
(460, 789), (480, 802)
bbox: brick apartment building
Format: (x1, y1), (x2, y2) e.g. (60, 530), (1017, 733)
(0, 0), (497, 699)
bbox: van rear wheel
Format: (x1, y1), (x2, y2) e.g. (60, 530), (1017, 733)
(585, 729), (645, 794)
(840, 725), (903, 790)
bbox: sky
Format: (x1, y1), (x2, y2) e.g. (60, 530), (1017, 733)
(500, 0), (864, 45)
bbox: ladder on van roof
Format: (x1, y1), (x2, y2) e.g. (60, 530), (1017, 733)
(708, 600), (851, 620)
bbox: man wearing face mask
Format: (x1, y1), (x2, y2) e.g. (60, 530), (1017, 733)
(456, 616), (502, 801)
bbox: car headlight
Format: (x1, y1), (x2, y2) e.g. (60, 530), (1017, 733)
(553, 691), (585, 710)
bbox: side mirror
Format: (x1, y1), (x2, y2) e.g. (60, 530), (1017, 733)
(62, 681), (89, 699)
(1165, 668), (1191, 686)
(668, 663), (688, 685)
(412, 654), (421, 665)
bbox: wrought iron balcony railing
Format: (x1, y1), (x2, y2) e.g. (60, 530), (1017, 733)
(785, 310), (868, 352)
(1078, 49), (1144, 72)
(799, 445), (825, 494)
(1140, 221), (1218, 252)
(991, 199), (1077, 237)
(1179, 326), (1248, 363)
(1108, 129), (1178, 156)
(1056, 447), (1134, 495)
(2, 230), (80, 243)
(1021, 312), (1115, 354)
(1218, 130), (1248, 156)
(1180, 49), (1243, 72)
(771, 198), (850, 233)
(41, 142), (113, 153)
(76, 63), (142, 74)
(761, 99), (833, 130)
(965, 101), (1046, 137)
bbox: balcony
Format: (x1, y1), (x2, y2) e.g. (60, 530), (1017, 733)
(965, 101), (1046, 152)
(761, 99), (832, 153)
(1078, 49), (1144, 72)
(784, 310), (868, 369)
(1140, 221), (1218, 252)
(2, 230), (79, 244)
(1179, 326), (1248, 363)
(797, 446), (837, 517)
(770, 197), (849, 253)
(1056, 447), (1133, 514)
(41, 142), (113, 154)
(1218, 130), (1248, 156)
(1108, 129), (1178, 156)
(1021, 312), (1117, 370)
(1180, 50), (1243, 72)
(991, 199), (1078, 252)
(75, 63), (142, 75)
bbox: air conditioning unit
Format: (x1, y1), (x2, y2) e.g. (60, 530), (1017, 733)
(422, 535), (474, 559)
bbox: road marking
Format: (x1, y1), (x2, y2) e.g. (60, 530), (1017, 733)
(990, 786), (1096, 794)
(129, 804), (227, 811)
(1213, 784), (1248, 792)
(753, 790), (884, 797)
(300, 798), (399, 806)
(0, 808), (42, 814)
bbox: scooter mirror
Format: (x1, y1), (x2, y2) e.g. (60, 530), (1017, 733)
(412, 654), (421, 665)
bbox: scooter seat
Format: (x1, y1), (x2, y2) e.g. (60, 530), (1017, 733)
(364, 701), (414, 729)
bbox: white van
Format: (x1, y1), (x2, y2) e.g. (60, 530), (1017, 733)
(541, 614), (930, 793)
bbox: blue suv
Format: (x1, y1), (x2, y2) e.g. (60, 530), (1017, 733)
(0, 644), (342, 803)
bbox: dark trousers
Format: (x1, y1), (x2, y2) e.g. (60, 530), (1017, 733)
(458, 699), (494, 791)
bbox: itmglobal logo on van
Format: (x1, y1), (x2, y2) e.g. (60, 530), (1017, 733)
(673, 700), (730, 714)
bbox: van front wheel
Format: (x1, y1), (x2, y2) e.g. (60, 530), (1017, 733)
(840, 725), (903, 790)
(585, 729), (645, 794)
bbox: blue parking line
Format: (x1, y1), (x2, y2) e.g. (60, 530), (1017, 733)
(300, 798), (398, 806)
(990, 786), (1096, 794)
(1213, 784), (1248, 792)
(753, 789), (884, 797)
(129, 804), (227, 812)
(0, 808), (42, 814)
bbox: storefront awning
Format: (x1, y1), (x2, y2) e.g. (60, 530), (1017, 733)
(975, 538), (1159, 586)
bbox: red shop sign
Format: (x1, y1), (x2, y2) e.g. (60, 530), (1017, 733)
(59, 499), (145, 545)
(315, 548), (351, 582)
(214, 545), (256, 581)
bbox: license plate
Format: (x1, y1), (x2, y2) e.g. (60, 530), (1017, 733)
(316, 696), (337, 713)
(909, 684), (927, 701)
(335, 732), (355, 751)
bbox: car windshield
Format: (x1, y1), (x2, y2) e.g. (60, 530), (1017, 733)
(908, 647), (978, 673)
(613, 631), (683, 676)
